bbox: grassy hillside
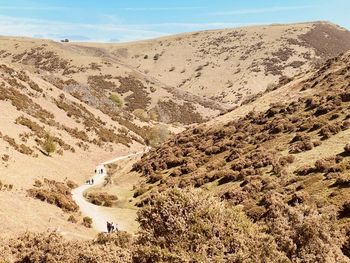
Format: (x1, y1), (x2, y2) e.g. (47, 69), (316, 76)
(131, 51), (350, 258)
(87, 21), (350, 106)
(134, 49), (350, 208)
(0, 36), (224, 125)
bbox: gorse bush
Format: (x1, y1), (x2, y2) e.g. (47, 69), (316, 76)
(83, 216), (93, 228)
(263, 193), (349, 263)
(133, 188), (287, 263)
(42, 133), (56, 156)
(109, 93), (123, 107)
(144, 125), (171, 147)
(2, 188), (350, 262)
(27, 179), (78, 212)
(133, 108), (150, 122)
(0, 232), (131, 263)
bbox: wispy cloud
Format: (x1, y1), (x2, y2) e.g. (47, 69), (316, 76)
(210, 5), (314, 16)
(132, 22), (245, 29)
(118, 6), (206, 11)
(0, 15), (168, 42)
(0, 14), (254, 42)
(0, 5), (66, 11)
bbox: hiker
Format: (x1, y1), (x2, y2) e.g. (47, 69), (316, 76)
(110, 222), (115, 232)
(107, 221), (111, 233)
(101, 168), (103, 174)
(86, 180), (90, 185)
(91, 178), (94, 185)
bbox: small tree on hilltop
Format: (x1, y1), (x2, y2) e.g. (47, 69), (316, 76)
(42, 133), (56, 156)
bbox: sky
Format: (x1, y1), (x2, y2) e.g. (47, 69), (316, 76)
(0, 0), (349, 43)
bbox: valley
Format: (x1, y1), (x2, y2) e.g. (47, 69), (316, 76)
(1, 20), (350, 262)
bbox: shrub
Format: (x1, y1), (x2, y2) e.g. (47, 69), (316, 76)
(1, 154), (9, 162)
(34, 180), (42, 187)
(320, 123), (342, 139)
(148, 109), (158, 121)
(148, 173), (164, 184)
(133, 188), (286, 262)
(27, 179), (78, 212)
(109, 94), (123, 107)
(68, 215), (77, 223)
(0, 232), (131, 263)
(339, 202), (350, 219)
(344, 144), (350, 155)
(153, 54), (159, 60)
(314, 157), (337, 173)
(42, 133), (56, 156)
(83, 216), (93, 228)
(15, 116), (45, 138)
(2, 134), (33, 156)
(295, 165), (315, 176)
(264, 194), (348, 262)
(133, 185), (149, 198)
(144, 125), (171, 147)
(133, 109), (150, 122)
(66, 180), (78, 189)
(96, 232), (132, 249)
(85, 192), (118, 207)
(332, 174), (350, 188)
(289, 140), (313, 154)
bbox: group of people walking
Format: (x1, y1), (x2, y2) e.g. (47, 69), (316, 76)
(107, 221), (117, 233)
(86, 178), (94, 185)
(95, 168), (104, 175)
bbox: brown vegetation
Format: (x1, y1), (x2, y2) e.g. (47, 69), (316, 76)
(27, 179), (78, 212)
(0, 231), (131, 263)
(85, 192), (118, 207)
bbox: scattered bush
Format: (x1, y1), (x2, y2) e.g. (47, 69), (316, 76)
(344, 144), (350, 155)
(83, 216), (93, 228)
(133, 109), (150, 122)
(339, 202), (350, 219)
(42, 133), (56, 156)
(85, 192), (118, 207)
(1, 154), (9, 162)
(153, 54), (159, 60)
(109, 93), (123, 107)
(96, 232), (132, 249)
(144, 125), (171, 147)
(147, 173), (164, 184)
(133, 185), (149, 198)
(0, 231), (131, 263)
(68, 215), (77, 223)
(264, 194), (348, 262)
(27, 179), (78, 212)
(332, 174), (350, 188)
(2, 134), (33, 156)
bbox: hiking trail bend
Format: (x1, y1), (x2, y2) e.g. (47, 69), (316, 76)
(72, 148), (149, 233)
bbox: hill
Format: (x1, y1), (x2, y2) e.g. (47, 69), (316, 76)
(131, 50), (350, 258)
(0, 36), (224, 125)
(83, 21), (350, 106)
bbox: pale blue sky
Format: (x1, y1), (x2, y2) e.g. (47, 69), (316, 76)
(0, 0), (349, 42)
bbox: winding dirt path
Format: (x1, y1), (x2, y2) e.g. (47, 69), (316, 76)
(72, 149), (148, 233)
